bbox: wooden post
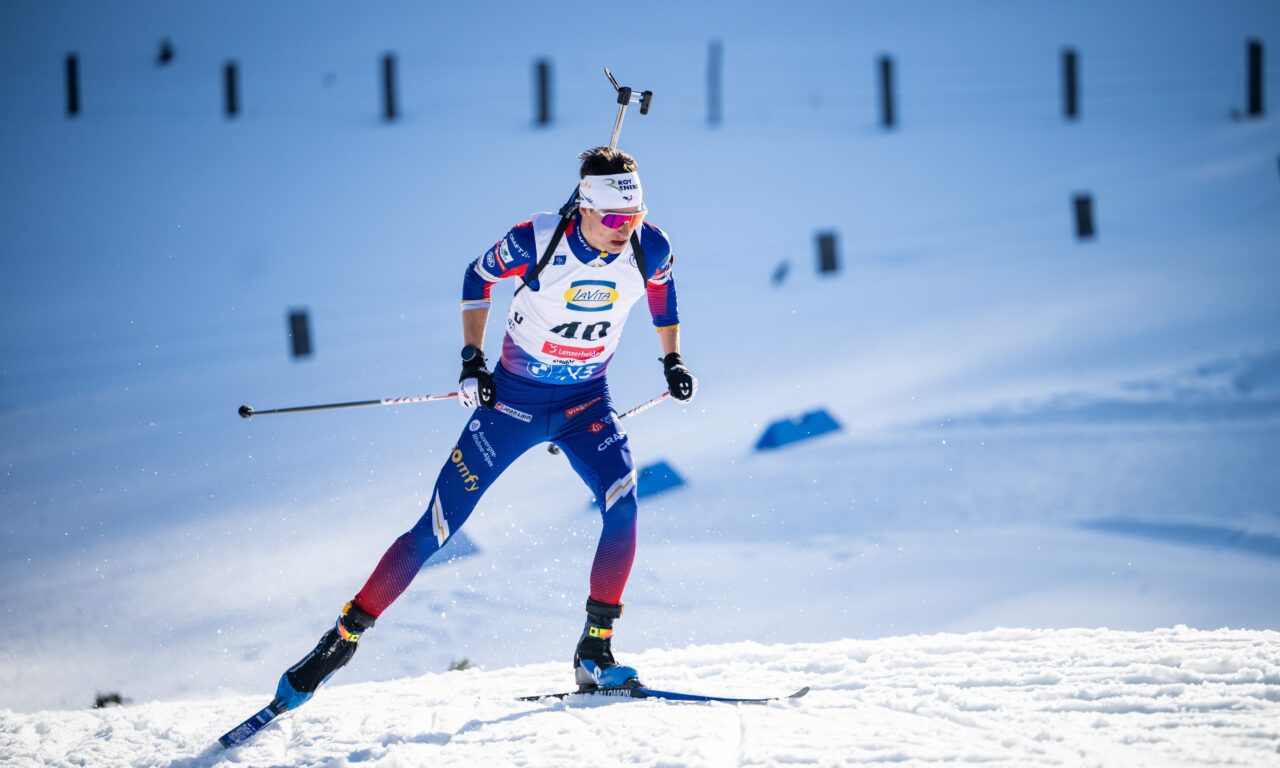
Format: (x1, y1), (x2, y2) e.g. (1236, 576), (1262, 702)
(1073, 194), (1095, 240)
(65, 54), (79, 118)
(1247, 39), (1264, 118)
(707, 39), (722, 127)
(382, 53), (397, 121)
(535, 58), (551, 126)
(224, 61), (239, 118)
(816, 231), (840, 274)
(878, 55), (895, 128)
(1062, 48), (1079, 120)
(288, 309), (312, 359)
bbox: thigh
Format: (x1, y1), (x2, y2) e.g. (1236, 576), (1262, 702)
(426, 406), (543, 528)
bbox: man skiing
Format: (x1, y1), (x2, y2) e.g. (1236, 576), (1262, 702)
(273, 146), (697, 710)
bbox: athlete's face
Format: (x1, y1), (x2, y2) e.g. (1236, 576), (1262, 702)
(579, 205), (644, 254)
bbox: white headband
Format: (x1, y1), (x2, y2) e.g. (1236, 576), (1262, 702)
(578, 172), (643, 210)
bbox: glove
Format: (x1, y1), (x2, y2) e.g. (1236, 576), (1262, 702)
(459, 345), (496, 409)
(661, 352), (698, 402)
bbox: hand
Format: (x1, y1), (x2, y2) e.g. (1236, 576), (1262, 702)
(459, 346), (496, 409)
(661, 352), (698, 402)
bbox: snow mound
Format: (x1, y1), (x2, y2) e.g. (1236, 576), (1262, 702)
(936, 350), (1280, 427)
(4, 628), (1278, 767)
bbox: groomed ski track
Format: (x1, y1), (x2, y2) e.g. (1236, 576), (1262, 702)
(4, 627), (1278, 767)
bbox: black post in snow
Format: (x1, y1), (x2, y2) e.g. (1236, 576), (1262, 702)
(382, 53), (398, 121)
(1246, 39), (1264, 118)
(535, 58), (552, 126)
(878, 55), (895, 129)
(1062, 48), (1079, 120)
(1073, 194), (1096, 241)
(707, 39), (722, 127)
(288, 309), (313, 359)
(224, 60), (239, 118)
(65, 53), (79, 118)
(816, 231), (840, 275)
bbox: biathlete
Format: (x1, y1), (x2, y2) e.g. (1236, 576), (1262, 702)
(273, 146), (697, 708)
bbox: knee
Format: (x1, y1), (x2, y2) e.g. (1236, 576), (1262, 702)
(599, 471), (638, 524)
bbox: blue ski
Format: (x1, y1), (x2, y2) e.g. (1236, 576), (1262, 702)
(218, 698), (287, 748)
(518, 685), (809, 704)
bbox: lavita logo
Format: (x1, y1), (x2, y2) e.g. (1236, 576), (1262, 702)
(563, 280), (619, 312)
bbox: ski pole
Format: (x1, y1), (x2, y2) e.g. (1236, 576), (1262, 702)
(238, 391), (458, 419)
(616, 390), (671, 420)
(548, 391), (670, 454)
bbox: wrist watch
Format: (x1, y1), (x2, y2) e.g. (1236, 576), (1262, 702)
(461, 344), (482, 363)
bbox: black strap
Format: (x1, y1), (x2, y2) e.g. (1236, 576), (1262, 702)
(629, 230), (647, 280)
(515, 191), (579, 296)
(516, 190), (649, 295)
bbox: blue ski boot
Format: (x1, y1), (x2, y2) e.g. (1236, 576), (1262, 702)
(574, 598), (641, 690)
(273, 601), (376, 711)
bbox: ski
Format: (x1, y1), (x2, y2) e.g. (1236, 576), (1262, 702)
(217, 697), (287, 749)
(518, 685), (809, 704)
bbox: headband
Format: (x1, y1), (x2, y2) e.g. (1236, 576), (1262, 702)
(578, 172), (643, 211)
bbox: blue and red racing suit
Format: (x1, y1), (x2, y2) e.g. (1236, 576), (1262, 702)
(351, 213), (679, 617)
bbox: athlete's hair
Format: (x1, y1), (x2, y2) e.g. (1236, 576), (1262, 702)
(578, 146), (638, 178)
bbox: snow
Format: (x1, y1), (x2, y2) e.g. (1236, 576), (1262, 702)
(2, 0), (1280, 764)
(4, 628), (1279, 766)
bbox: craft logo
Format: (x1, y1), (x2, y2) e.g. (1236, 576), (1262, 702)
(450, 446), (480, 491)
(495, 402), (533, 423)
(564, 280), (618, 312)
(589, 421), (606, 433)
(597, 433), (624, 452)
(564, 396), (603, 419)
(542, 341), (604, 361)
(506, 233), (529, 260)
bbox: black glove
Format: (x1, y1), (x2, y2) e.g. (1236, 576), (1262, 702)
(459, 345), (496, 409)
(662, 352), (698, 402)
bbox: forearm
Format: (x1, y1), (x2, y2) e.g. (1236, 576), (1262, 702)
(462, 308), (489, 349)
(656, 325), (680, 357)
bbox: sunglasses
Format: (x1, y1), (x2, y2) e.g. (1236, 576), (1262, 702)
(587, 204), (647, 230)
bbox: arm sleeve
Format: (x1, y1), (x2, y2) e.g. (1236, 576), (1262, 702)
(461, 221), (538, 310)
(641, 224), (679, 328)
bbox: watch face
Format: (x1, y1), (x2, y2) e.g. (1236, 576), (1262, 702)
(461, 345), (478, 361)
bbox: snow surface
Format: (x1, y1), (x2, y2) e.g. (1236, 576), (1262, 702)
(2, 0), (1280, 764)
(4, 628), (1280, 767)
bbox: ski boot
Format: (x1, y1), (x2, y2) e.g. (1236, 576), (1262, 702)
(273, 601), (376, 711)
(573, 598), (641, 690)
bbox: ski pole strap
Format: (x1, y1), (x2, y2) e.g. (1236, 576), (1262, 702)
(516, 190), (579, 297)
